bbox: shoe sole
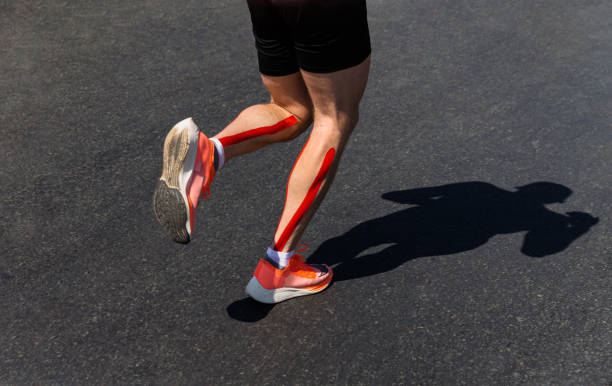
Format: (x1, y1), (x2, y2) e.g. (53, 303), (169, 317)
(245, 271), (333, 304)
(153, 118), (199, 244)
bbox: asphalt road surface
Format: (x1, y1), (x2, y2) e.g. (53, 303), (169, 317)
(1, 0), (611, 384)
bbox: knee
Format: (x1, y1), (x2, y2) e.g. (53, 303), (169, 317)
(313, 108), (360, 139)
(275, 103), (314, 142)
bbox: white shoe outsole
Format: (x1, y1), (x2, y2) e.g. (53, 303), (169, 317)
(153, 117), (199, 243)
(245, 276), (330, 304)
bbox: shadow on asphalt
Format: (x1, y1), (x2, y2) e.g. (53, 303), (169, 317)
(227, 181), (598, 322)
(226, 298), (275, 322)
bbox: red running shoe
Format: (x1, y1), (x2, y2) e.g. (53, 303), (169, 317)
(246, 254), (333, 304)
(153, 118), (215, 243)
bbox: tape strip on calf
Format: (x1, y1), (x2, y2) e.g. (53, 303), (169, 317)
(273, 147), (336, 251)
(218, 115), (298, 147)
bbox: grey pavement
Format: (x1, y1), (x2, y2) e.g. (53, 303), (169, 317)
(1, 0), (611, 384)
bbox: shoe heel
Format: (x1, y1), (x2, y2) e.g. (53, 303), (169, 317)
(153, 179), (190, 244)
(160, 121), (193, 189)
(153, 118), (199, 244)
(245, 277), (279, 304)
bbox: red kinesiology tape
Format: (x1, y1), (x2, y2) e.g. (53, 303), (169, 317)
(218, 115), (298, 147)
(274, 147), (336, 251)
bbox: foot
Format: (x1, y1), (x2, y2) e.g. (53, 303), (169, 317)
(153, 117), (215, 243)
(245, 254), (333, 304)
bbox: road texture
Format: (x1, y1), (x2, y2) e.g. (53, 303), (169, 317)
(1, 0), (611, 384)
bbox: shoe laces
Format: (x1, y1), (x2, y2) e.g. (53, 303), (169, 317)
(288, 243), (313, 272)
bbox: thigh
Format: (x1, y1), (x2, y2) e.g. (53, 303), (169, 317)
(294, 0), (371, 75)
(247, 0), (299, 76)
(300, 56), (371, 121)
(261, 72), (312, 122)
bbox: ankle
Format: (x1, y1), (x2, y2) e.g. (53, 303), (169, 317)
(210, 137), (225, 171)
(266, 247), (294, 269)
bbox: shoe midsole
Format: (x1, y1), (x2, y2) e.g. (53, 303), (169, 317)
(176, 119), (199, 235)
(245, 276), (331, 304)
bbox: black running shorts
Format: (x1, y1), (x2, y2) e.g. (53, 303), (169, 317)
(246, 0), (371, 76)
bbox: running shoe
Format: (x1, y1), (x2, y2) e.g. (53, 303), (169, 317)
(245, 254), (333, 303)
(153, 117), (215, 244)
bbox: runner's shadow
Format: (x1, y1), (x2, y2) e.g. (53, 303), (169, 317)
(226, 297), (275, 322)
(308, 181), (598, 281)
(228, 181), (598, 321)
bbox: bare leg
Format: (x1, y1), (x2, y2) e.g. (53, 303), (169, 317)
(212, 72), (313, 163)
(272, 57), (371, 252)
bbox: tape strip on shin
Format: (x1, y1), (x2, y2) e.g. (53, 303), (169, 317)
(218, 115), (298, 147)
(273, 147), (336, 251)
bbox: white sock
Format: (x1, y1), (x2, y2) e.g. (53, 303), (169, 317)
(210, 137), (225, 171)
(267, 247), (294, 269)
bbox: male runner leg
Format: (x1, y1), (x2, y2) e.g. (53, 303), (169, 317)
(243, 0), (371, 303)
(245, 57), (370, 303)
(154, 0), (370, 303)
(153, 73), (313, 244)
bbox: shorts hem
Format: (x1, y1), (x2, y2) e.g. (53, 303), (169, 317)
(298, 49), (371, 74)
